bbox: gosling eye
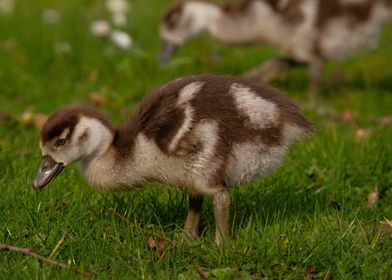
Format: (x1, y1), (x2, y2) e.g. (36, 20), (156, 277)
(54, 138), (67, 148)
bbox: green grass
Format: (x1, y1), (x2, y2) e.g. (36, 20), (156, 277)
(1, 0), (392, 279)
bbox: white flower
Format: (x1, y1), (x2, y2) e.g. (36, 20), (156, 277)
(91, 20), (111, 37)
(54, 42), (71, 54)
(42, 9), (61, 24)
(112, 12), (127, 27)
(110, 30), (132, 49)
(106, 0), (129, 14)
(0, 0), (15, 14)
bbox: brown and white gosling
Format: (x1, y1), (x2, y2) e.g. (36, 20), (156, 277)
(159, 0), (392, 96)
(32, 75), (314, 244)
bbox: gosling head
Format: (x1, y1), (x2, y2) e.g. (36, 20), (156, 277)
(32, 106), (114, 190)
(159, 0), (221, 62)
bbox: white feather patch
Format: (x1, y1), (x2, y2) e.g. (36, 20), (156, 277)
(168, 106), (194, 152)
(282, 123), (309, 146)
(230, 83), (279, 129)
(167, 82), (204, 152)
(188, 120), (219, 175)
(59, 128), (70, 139)
(177, 81), (204, 105)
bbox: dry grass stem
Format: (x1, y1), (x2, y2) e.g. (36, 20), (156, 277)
(48, 234), (65, 259)
(0, 243), (92, 277)
(107, 208), (163, 237)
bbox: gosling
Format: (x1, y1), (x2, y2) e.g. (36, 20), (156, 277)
(32, 75), (314, 244)
(159, 0), (392, 96)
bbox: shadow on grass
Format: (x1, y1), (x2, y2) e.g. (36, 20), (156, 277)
(98, 175), (335, 239)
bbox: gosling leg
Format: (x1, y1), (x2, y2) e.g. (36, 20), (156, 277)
(212, 189), (231, 245)
(309, 58), (324, 100)
(184, 196), (203, 238)
(242, 57), (305, 84)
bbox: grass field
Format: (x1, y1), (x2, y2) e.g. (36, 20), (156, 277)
(1, 0), (392, 279)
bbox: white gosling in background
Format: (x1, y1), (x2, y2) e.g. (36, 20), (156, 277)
(159, 0), (392, 96)
(32, 75), (314, 244)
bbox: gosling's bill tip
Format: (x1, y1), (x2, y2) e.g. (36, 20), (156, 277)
(32, 155), (64, 190)
(158, 40), (178, 64)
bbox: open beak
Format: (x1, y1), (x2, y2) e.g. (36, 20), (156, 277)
(32, 155), (64, 190)
(158, 40), (178, 64)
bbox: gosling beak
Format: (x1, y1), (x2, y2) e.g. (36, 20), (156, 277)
(158, 40), (178, 64)
(32, 155), (64, 190)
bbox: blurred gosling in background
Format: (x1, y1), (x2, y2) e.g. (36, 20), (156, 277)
(160, 0), (392, 97)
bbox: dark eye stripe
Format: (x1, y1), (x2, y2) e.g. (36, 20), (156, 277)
(41, 106), (114, 144)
